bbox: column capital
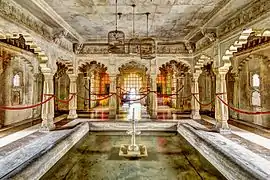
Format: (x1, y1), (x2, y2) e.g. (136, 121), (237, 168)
(68, 74), (77, 81)
(213, 67), (230, 75)
(150, 74), (157, 79)
(192, 73), (201, 81)
(110, 75), (117, 81)
(43, 72), (54, 80)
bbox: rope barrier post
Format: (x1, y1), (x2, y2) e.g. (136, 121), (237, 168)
(214, 67), (231, 134)
(67, 74), (78, 119)
(40, 72), (55, 131)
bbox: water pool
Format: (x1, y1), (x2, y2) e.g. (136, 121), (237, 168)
(42, 132), (226, 180)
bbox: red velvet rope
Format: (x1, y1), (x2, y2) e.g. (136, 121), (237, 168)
(0, 95), (54, 110)
(55, 93), (76, 104)
(193, 94), (215, 107)
(84, 85), (112, 96)
(120, 93), (149, 102)
(77, 94), (113, 101)
(181, 94), (193, 99)
(217, 95), (270, 115)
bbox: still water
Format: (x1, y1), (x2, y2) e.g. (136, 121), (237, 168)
(42, 132), (226, 180)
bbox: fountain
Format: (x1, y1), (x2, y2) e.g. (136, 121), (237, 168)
(119, 108), (148, 158)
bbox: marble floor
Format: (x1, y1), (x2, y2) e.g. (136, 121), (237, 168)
(41, 132), (226, 180)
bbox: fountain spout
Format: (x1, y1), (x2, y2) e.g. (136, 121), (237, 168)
(119, 108), (148, 158)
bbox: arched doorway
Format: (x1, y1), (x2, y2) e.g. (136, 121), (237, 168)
(118, 61), (149, 120)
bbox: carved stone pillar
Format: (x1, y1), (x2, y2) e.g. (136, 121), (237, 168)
(32, 74), (39, 118)
(232, 74), (239, 119)
(84, 76), (90, 110)
(176, 77), (181, 109)
(150, 75), (157, 119)
(116, 75), (120, 114)
(90, 72), (96, 108)
(214, 67), (231, 134)
(40, 72), (55, 131)
(67, 74), (78, 119)
(190, 71), (201, 120)
(179, 76), (185, 111)
(0, 56), (12, 127)
(171, 73), (176, 108)
(109, 75), (117, 119)
(147, 74), (151, 113)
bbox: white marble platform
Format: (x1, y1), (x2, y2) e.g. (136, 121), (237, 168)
(201, 115), (270, 150)
(0, 122), (88, 180)
(177, 120), (270, 180)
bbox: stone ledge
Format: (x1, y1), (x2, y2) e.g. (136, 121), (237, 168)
(0, 122), (89, 180)
(177, 121), (270, 180)
(88, 122), (178, 132)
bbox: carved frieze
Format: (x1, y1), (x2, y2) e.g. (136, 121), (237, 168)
(0, 34), (34, 53)
(0, 0), (52, 39)
(76, 42), (188, 55)
(196, 37), (211, 51)
(74, 43), (109, 54)
(52, 30), (73, 51)
(157, 42), (187, 54)
(219, 0), (270, 37)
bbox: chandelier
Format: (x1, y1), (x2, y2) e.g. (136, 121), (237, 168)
(128, 4), (140, 55)
(140, 12), (156, 60)
(108, 0), (125, 54)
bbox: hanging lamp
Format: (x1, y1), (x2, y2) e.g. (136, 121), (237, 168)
(140, 12), (156, 60)
(128, 4), (140, 55)
(108, 0), (125, 54)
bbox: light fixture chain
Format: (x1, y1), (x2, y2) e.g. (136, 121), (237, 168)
(116, 0), (118, 31)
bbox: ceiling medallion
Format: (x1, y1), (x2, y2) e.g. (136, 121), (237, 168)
(108, 0), (125, 54)
(140, 12), (156, 60)
(128, 4), (141, 55)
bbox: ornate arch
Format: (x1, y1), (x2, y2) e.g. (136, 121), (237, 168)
(118, 61), (148, 74)
(157, 58), (191, 70)
(221, 28), (270, 69)
(0, 32), (50, 72)
(194, 54), (212, 70)
(78, 61), (107, 73)
(56, 59), (74, 74)
(159, 60), (191, 76)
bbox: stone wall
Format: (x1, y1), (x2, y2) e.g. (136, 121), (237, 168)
(0, 56), (41, 126)
(230, 49), (270, 128)
(198, 65), (215, 114)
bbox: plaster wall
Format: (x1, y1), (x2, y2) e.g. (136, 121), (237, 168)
(230, 49), (270, 128)
(0, 56), (38, 125)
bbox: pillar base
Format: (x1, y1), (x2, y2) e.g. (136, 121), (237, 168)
(150, 111), (157, 119)
(39, 119), (55, 131)
(215, 121), (231, 134)
(108, 115), (116, 120)
(67, 109), (78, 119)
(67, 114), (78, 119)
(192, 113), (201, 120)
(217, 128), (231, 134)
(109, 109), (116, 120)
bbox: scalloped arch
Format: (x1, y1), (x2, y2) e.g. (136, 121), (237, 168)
(221, 28), (270, 69)
(194, 54), (212, 70)
(157, 58), (191, 69)
(0, 32), (50, 71)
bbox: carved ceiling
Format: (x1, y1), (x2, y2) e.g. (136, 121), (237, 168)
(10, 0), (257, 43)
(12, 0), (234, 42)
